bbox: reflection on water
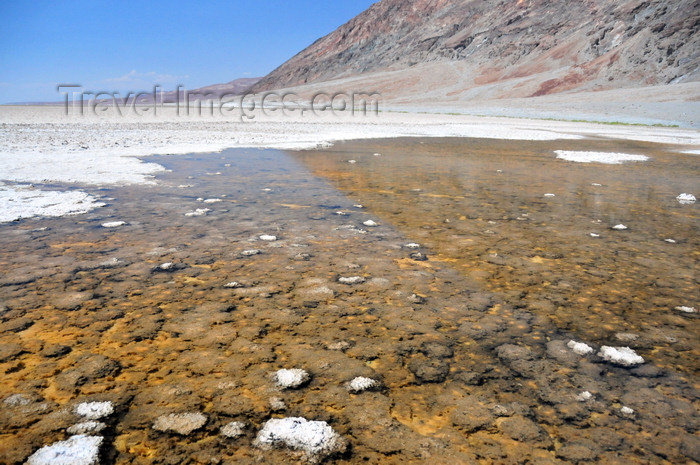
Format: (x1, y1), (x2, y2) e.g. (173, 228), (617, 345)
(291, 138), (699, 375)
(0, 140), (698, 464)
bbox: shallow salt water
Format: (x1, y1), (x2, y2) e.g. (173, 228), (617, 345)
(0, 139), (698, 464)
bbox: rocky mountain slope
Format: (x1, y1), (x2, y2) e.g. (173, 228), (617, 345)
(254, 0), (699, 98)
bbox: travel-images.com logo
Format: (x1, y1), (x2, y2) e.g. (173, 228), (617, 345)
(58, 85), (382, 120)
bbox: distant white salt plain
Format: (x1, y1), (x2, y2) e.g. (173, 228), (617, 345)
(1, 108), (697, 222)
(554, 150), (650, 164)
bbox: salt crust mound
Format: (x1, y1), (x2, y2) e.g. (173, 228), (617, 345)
(567, 340), (594, 355)
(347, 377), (379, 393)
(598, 346), (645, 366)
(555, 150), (649, 164)
(255, 417), (345, 459)
(275, 369), (310, 389)
(74, 401), (114, 420)
(26, 435), (103, 465)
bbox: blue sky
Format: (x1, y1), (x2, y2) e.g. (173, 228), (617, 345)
(0, 0), (377, 103)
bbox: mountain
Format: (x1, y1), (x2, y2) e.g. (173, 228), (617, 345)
(253, 0), (699, 99)
(139, 77), (261, 103)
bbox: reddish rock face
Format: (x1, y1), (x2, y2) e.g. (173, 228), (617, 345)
(254, 0), (700, 96)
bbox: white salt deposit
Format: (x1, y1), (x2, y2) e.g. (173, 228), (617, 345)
(255, 417), (344, 457)
(555, 151), (649, 164)
(363, 220), (378, 227)
(665, 238), (677, 243)
(338, 276), (366, 285)
(241, 249), (261, 256)
(405, 243), (421, 248)
(4, 393), (31, 406)
(221, 421), (246, 438)
(0, 183), (105, 223)
(158, 262), (175, 271)
(348, 160), (357, 164)
(620, 406), (635, 415)
(544, 193), (556, 197)
(567, 340), (594, 355)
(26, 435), (103, 465)
(203, 198), (222, 203)
(184, 208), (210, 217)
(275, 368), (310, 389)
(589, 233), (600, 238)
(67, 421), (107, 435)
(675, 306), (696, 313)
(612, 224), (628, 230)
(347, 377), (379, 393)
(576, 391), (593, 402)
(676, 193), (696, 204)
(101, 221), (126, 228)
(260, 234), (278, 241)
(74, 401), (114, 420)
(598, 346), (645, 366)
(224, 281), (244, 289)
(152, 412), (207, 435)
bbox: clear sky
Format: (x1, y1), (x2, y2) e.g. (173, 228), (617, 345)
(0, 0), (377, 103)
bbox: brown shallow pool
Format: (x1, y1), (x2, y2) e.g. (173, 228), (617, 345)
(0, 138), (698, 464)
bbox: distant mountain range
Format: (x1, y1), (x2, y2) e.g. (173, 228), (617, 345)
(253, 0), (699, 99)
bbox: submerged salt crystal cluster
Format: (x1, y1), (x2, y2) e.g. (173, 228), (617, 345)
(152, 412), (208, 435)
(598, 346), (644, 366)
(254, 417), (345, 459)
(338, 276), (365, 285)
(275, 368), (310, 389)
(221, 421), (246, 438)
(185, 208), (210, 217)
(26, 435), (103, 465)
(101, 221), (126, 228)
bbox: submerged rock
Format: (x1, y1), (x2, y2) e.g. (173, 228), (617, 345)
(153, 412), (207, 435)
(254, 417), (346, 461)
(27, 435), (103, 465)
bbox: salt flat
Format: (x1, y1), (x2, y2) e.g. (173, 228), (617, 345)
(0, 105), (698, 222)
